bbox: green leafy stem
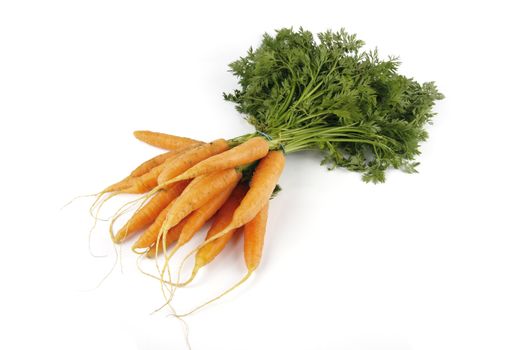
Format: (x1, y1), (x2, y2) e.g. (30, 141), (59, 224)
(224, 27), (444, 183)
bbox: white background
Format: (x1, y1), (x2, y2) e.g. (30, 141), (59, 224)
(1, 1), (524, 349)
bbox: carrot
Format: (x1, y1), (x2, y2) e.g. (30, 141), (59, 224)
(110, 140), (210, 195)
(174, 183), (249, 286)
(227, 150), (284, 228)
(133, 130), (201, 151)
(90, 147), (199, 220)
(157, 139), (230, 184)
(161, 169), (242, 232)
(151, 183), (243, 305)
(174, 151), (284, 286)
(132, 204), (172, 252)
(100, 164), (165, 197)
(147, 179), (238, 258)
(122, 163), (166, 194)
(104, 142), (201, 194)
(104, 150), (184, 194)
(120, 149), (194, 194)
(169, 136), (269, 182)
(98, 144), (211, 222)
(207, 150), (284, 237)
(112, 180), (189, 243)
(88, 150), (187, 217)
(174, 202), (270, 317)
(244, 201), (269, 272)
(109, 141), (229, 221)
(132, 168), (241, 250)
(130, 150), (192, 178)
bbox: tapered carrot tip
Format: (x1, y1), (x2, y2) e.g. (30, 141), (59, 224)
(178, 266), (199, 287)
(145, 216), (189, 258)
(244, 202), (269, 272)
(131, 204), (172, 250)
(146, 248), (158, 259)
(104, 178), (133, 193)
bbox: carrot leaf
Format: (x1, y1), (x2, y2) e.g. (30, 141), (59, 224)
(225, 28), (443, 183)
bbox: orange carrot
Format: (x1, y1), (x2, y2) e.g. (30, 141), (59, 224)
(89, 153), (182, 219)
(147, 178), (238, 258)
(170, 137), (269, 182)
(130, 150), (190, 178)
(90, 144), (203, 220)
(244, 202), (269, 272)
(174, 202), (270, 317)
(161, 169), (242, 232)
(132, 204), (172, 252)
(122, 163), (166, 194)
(212, 150), (284, 236)
(102, 150), (181, 193)
(102, 164), (165, 196)
(133, 130), (201, 151)
(157, 139), (230, 184)
(182, 183), (249, 284)
(116, 141), (208, 194)
(132, 168), (241, 250)
(113, 180), (189, 243)
(177, 151), (284, 272)
(227, 150), (284, 229)
(129, 152), (174, 177)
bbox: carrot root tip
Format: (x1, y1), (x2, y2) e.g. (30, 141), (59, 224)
(175, 271), (253, 318)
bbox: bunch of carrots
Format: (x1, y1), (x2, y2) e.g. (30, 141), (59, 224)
(93, 130), (283, 313)
(87, 27), (443, 317)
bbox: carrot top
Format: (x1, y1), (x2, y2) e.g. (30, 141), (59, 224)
(225, 28), (443, 183)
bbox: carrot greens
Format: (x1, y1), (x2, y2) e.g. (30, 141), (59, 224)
(225, 28), (443, 182)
